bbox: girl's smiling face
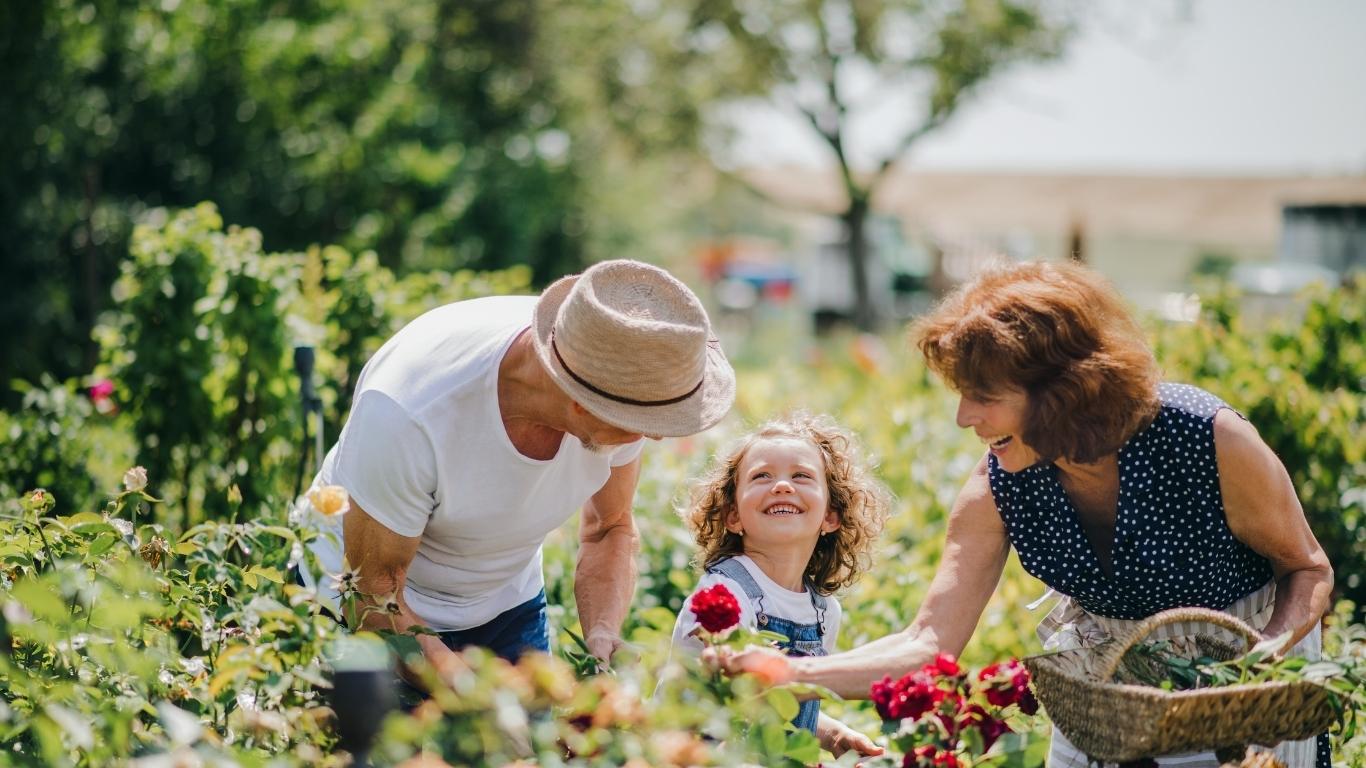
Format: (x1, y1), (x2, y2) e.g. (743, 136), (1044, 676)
(955, 388), (1042, 472)
(726, 437), (839, 549)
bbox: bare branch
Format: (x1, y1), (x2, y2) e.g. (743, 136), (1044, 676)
(713, 166), (835, 216)
(870, 112), (948, 194)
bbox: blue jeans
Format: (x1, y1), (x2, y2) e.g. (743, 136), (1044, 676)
(435, 589), (550, 662)
(397, 590), (550, 708)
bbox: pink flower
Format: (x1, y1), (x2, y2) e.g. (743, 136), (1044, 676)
(89, 379), (116, 414)
(689, 584), (741, 634)
(90, 379), (114, 402)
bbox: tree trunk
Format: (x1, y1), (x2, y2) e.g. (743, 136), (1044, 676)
(844, 196), (877, 331)
(81, 165), (101, 372)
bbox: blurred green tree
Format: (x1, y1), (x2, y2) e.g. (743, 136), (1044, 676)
(692, 0), (1070, 329)
(2, 0), (750, 405)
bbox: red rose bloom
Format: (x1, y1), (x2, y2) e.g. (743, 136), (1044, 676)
(962, 703), (1009, 750)
(977, 659), (1033, 709)
(903, 745), (938, 768)
(689, 583), (742, 634)
(871, 670), (945, 722)
(930, 652), (962, 678)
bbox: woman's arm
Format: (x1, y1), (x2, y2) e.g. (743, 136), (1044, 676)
(1215, 410), (1334, 649)
(725, 457), (1011, 699)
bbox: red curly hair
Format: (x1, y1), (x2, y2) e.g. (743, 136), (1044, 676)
(914, 260), (1161, 464)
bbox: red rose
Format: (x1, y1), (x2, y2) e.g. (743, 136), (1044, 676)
(689, 583), (741, 634)
(933, 690), (964, 736)
(928, 652), (962, 679)
(933, 749), (964, 768)
(903, 745), (938, 768)
(871, 675), (896, 717)
(962, 703), (1009, 750)
(872, 670), (945, 722)
(977, 659), (1033, 709)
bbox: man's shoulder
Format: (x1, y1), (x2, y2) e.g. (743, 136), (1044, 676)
(358, 295), (534, 410)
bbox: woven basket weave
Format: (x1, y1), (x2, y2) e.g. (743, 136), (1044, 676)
(1023, 607), (1338, 763)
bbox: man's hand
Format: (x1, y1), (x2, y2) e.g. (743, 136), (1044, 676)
(585, 626), (625, 663)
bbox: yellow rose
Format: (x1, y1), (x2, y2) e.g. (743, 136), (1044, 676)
(307, 485), (350, 517)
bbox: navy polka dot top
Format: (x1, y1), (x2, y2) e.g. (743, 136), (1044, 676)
(988, 383), (1273, 620)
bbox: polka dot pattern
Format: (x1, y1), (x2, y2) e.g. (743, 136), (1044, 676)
(989, 383), (1273, 620)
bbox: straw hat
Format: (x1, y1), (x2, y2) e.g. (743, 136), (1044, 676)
(532, 260), (735, 437)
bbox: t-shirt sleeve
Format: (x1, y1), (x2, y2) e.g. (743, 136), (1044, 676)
(670, 573), (757, 654)
(329, 391), (437, 538)
(609, 437), (645, 468)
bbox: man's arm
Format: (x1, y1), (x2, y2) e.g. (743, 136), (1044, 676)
(343, 500), (462, 679)
(1215, 410), (1334, 649)
(574, 455), (643, 661)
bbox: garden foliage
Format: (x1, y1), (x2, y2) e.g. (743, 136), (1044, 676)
(1, 207), (1364, 765)
(1154, 280), (1366, 613)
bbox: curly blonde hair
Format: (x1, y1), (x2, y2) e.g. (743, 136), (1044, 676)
(684, 413), (891, 595)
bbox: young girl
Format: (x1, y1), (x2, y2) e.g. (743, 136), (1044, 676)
(671, 413), (891, 758)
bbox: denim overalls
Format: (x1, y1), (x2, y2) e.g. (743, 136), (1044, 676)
(707, 557), (828, 734)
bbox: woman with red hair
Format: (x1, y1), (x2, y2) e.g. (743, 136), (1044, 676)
(726, 261), (1334, 767)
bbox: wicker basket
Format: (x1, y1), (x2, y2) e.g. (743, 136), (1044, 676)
(1023, 607), (1338, 763)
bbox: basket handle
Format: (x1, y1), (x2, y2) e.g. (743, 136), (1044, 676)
(1095, 607), (1264, 681)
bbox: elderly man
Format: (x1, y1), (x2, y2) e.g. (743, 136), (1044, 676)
(305, 259), (734, 673)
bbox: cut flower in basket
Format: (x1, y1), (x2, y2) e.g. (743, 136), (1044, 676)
(869, 653), (1041, 767)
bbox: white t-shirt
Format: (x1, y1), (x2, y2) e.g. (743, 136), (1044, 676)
(670, 554), (842, 654)
(304, 295), (643, 631)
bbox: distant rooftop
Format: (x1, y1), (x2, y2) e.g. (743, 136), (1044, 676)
(743, 168), (1366, 246)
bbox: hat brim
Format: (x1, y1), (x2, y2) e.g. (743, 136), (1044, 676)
(532, 274), (735, 438)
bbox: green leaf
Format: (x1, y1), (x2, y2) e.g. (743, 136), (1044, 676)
(245, 565), (284, 584)
(759, 722), (787, 756)
(764, 687), (800, 721)
(87, 533), (117, 557)
(782, 729), (822, 764)
(256, 526), (297, 542)
(12, 579), (66, 621)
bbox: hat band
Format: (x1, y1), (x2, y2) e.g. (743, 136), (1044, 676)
(551, 333), (703, 407)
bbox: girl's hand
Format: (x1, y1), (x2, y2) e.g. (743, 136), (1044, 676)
(822, 724), (884, 759)
(703, 644), (793, 686)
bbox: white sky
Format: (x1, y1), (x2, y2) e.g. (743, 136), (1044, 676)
(726, 0), (1366, 175)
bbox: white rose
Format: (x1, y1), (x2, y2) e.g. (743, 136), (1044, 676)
(123, 466), (148, 493)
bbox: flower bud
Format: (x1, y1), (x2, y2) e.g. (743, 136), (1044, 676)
(123, 466), (148, 493)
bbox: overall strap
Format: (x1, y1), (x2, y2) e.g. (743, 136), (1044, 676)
(806, 583), (828, 636)
(706, 557), (766, 601)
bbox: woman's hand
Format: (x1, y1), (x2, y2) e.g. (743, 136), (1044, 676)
(702, 644), (794, 686)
